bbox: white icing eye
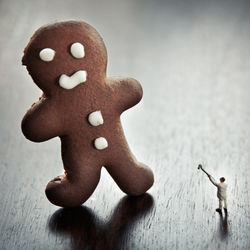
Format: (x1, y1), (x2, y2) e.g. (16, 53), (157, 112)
(88, 111), (104, 126)
(70, 42), (85, 58)
(94, 137), (108, 150)
(39, 48), (55, 62)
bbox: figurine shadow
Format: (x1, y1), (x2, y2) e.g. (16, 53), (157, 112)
(48, 194), (154, 250)
(218, 213), (228, 240)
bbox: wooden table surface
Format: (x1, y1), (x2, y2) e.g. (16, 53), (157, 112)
(0, 0), (250, 249)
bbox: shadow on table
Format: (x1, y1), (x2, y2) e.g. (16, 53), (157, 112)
(218, 213), (229, 240)
(48, 193), (154, 250)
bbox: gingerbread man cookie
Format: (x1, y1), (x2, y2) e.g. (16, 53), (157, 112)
(21, 21), (154, 207)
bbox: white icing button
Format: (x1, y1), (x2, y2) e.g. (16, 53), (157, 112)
(39, 48), (55, 61)
(70, 42), (85, 58)
(88, 111), (104, 126)
(59, 70), (87, 89)
(94, 137), (108, 150)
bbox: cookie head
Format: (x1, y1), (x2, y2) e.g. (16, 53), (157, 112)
(22, 21), (107, 94)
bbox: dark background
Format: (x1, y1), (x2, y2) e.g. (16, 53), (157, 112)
(0, 0), (250, 249)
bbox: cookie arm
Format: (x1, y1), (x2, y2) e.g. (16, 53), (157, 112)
(21, 98), (62, 142)
(110, 78), (143, 113)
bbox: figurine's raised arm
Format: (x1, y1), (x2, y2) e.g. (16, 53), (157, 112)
(108, 78), (143, 113)
(208, 175), (219, 187)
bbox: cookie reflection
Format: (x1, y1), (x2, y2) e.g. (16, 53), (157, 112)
(48, 194), (154, 250)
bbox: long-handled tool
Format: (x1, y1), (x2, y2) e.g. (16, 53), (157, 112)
(198, 164), (209, 176)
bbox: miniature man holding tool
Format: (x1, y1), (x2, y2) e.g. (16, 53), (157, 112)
(198, 164), (228, 214)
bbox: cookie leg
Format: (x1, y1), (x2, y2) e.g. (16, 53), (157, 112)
(105, 152), (154, 196)
(45, 165), (101, 207)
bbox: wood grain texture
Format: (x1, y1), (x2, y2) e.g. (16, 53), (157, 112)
(0, 0), (250, 249)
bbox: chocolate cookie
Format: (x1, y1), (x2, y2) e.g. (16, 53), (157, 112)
(21, 21), (154, 207)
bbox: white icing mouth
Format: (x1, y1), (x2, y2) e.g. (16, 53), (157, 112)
(59, 70), (87, 89)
